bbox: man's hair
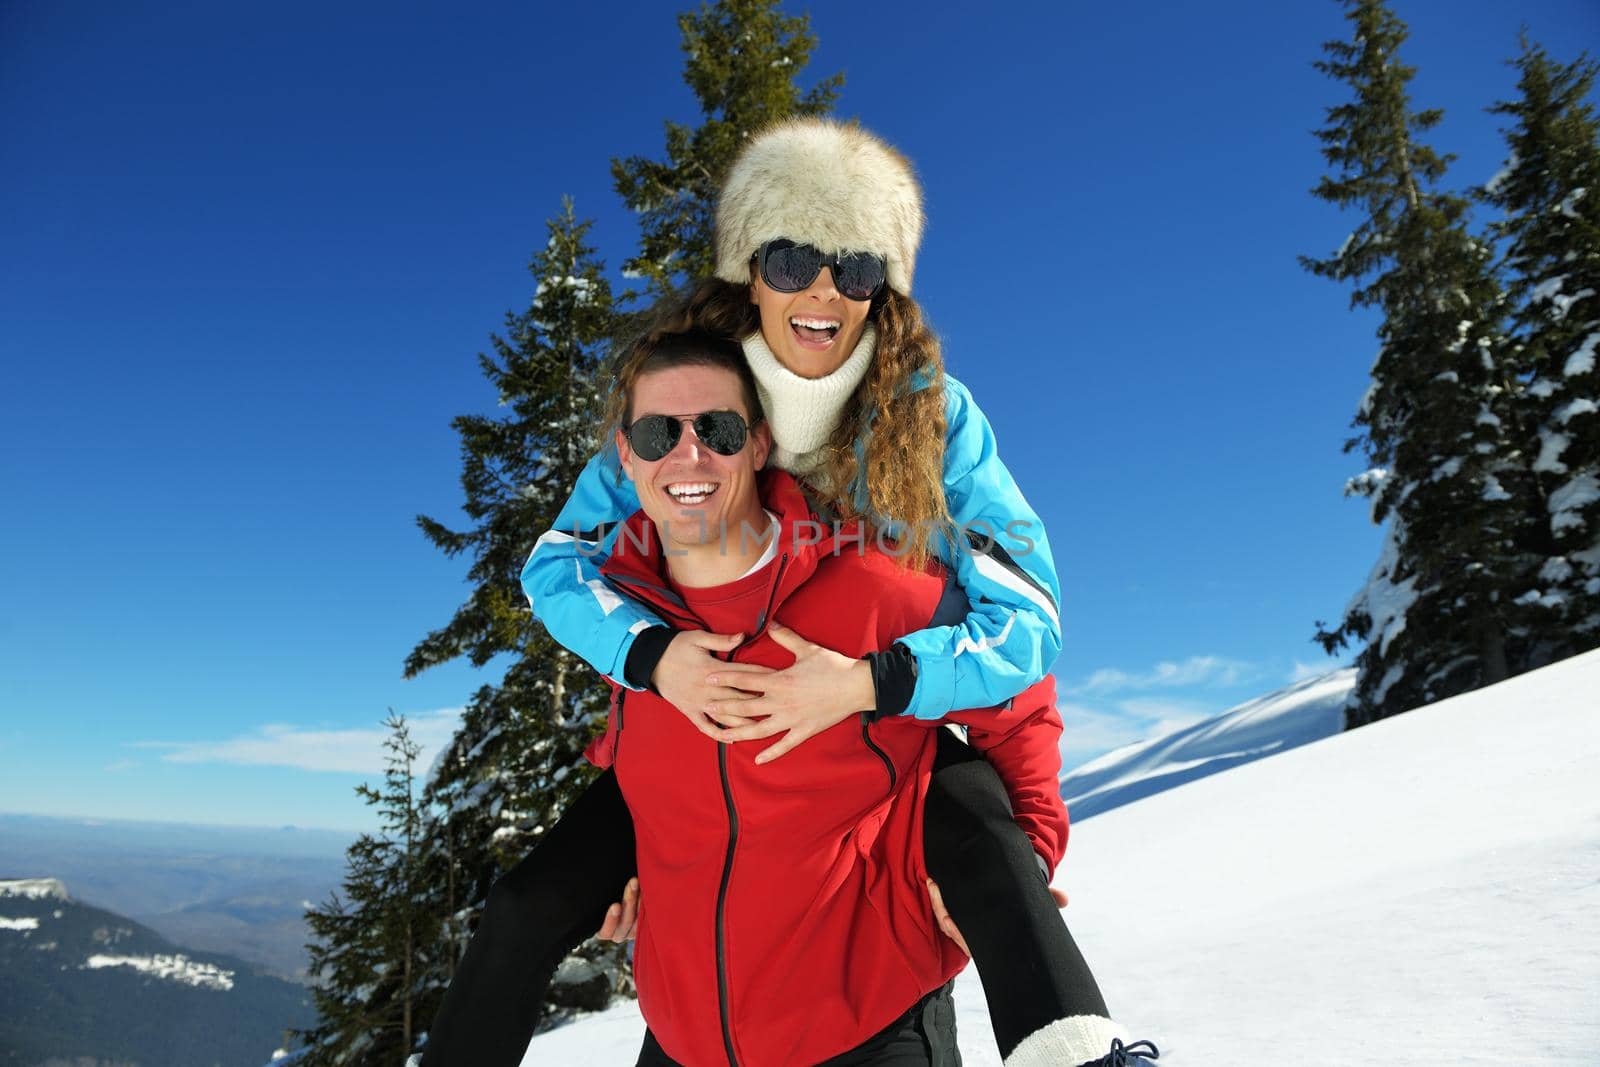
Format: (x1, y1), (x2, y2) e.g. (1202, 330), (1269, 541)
(601, 298), (764, 439)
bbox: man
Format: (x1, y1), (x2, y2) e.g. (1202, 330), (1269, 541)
(589, 325), (1068, 1067)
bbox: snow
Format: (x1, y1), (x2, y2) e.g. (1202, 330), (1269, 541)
(1539, 557), (1575, 584)
(1555, 398), (1597, 424)
(1533, 430), (1571, 475)
(520, 650), (1600, 1064)
(1550, 474), (1600, 534)
(1484, 151), (1518, 195)
(1529, 378), (1560, 399)
(0, 916), (41, 931)
(1371, 660), (1406, 706)
(1344, 522), (1417, 658)
(1565, 331), (1598, 377)
(1481, 474), (1511, 502)
(1553, 289), (1596, 319)
(1512, 588), (1564, 609)
(0, 878), (69, 900)
(1557, 186), (1587, 219)
(1342, 466), (1387, 498)
(82, 952), (236, 991)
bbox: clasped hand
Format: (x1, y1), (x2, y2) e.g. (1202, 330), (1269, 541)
(650, 622), (876, 765)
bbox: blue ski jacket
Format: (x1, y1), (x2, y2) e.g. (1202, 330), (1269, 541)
(519, 374), (1061, 719)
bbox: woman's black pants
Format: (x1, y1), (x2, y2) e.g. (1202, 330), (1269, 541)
(419, 732), (1108, 1065)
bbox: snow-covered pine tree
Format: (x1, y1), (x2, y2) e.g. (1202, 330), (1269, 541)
(1304, 0), (1533, 726)
(298, 713), (440, 1067)
(405, 198), (623, 1024)
(1480, 38), (1600, 659)
(611, 0), (842, 297)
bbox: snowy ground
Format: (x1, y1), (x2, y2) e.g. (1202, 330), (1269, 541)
(521, 651), (1600, 1064)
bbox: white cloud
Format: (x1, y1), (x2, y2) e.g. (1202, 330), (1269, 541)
(1068, 655), (1255, 695)
(135, 708), (464, 775)
(1056, 696), (1219, 773)
(1290, 660), (1333, 683)
(1116, 697), (1216, 738)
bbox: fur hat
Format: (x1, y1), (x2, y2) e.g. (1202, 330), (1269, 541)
(714, 118), (925, 295)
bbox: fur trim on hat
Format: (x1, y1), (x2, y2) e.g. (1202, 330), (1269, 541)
(715, 118), (924, 295)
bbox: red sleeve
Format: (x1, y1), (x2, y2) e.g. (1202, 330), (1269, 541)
(944, 675), (1069, 873)
(584, 684), (626, 769)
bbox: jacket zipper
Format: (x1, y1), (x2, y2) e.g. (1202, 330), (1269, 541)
(713, 553), (788, 1067)
(860, 716), (896, 795)
(714, 742), (740, 1066)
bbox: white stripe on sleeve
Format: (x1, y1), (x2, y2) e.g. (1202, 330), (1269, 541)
(971, 552), (1061, 630)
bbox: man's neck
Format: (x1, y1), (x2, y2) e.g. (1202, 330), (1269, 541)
(661, 507), (776, 589)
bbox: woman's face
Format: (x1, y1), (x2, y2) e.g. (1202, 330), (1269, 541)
(749, 264), (872, 380)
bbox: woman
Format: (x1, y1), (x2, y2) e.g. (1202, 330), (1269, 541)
(423, 119), (1153, 1067)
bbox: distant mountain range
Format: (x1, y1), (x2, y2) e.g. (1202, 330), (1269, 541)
(1059, 667), (1355, 820)
(0, 877), (314, 1066)
(0, 815), (349, 982)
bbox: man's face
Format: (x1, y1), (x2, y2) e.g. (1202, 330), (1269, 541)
(617, 364), (771, 549)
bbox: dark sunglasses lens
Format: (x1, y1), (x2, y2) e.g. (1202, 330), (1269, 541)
(835, 253), (886, 301)
(629, 415), (680, 461)
(693, 412), (747, 455)
(764, 243), (825, 292)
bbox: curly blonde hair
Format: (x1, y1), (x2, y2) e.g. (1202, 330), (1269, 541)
(601, 279), (952, 567)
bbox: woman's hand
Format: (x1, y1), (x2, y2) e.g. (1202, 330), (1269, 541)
(700, 622), (877, 763)
(596, 877), (640, 943)
(652, 630), (769, 738)
(927, 877), (1067, 958)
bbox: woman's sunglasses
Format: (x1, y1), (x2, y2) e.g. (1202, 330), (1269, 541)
(623, 411), (753, 462)
(756, 239), (887, 302)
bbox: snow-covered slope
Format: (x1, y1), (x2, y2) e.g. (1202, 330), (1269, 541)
(518, 650), (1600, 1064)
(1059, 668), (1354, 821)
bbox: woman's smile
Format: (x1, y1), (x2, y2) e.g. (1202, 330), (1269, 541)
(790, 314), (842, 348)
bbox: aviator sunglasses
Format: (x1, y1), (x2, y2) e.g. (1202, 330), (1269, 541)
(623, 410), (753, 462)
(756, 238), (888, 302)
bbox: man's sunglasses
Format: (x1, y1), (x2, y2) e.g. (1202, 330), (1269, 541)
(623, 411), (753, 462)
(756, 239), (887, 302)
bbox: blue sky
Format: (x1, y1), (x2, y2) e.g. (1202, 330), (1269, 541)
(3, 0), (1595, 832)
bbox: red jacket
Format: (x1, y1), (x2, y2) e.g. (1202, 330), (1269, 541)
(586, 471), (1067, 1067)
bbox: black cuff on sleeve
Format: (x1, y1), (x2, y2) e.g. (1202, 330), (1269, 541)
(624, 626), (678, 692)
(863, 642), (918, 722)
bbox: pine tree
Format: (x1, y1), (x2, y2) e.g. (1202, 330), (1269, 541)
(405, 198), (626, 1024)
(1481, 38), (1600, 656)
(1304, 0), (1533, 725)
(298, 713), (440, 1066)
(612, 0), (843, 297)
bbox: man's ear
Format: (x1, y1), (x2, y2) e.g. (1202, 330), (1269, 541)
(616, 429), (634, 482)
(750, 421), (772, 471)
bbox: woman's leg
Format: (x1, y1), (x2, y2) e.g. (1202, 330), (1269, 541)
(923, 730), (1127, 1066)
(421, 769), (637, 1067)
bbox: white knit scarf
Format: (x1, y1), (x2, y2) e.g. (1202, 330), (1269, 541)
(742, 323), (876, 475)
